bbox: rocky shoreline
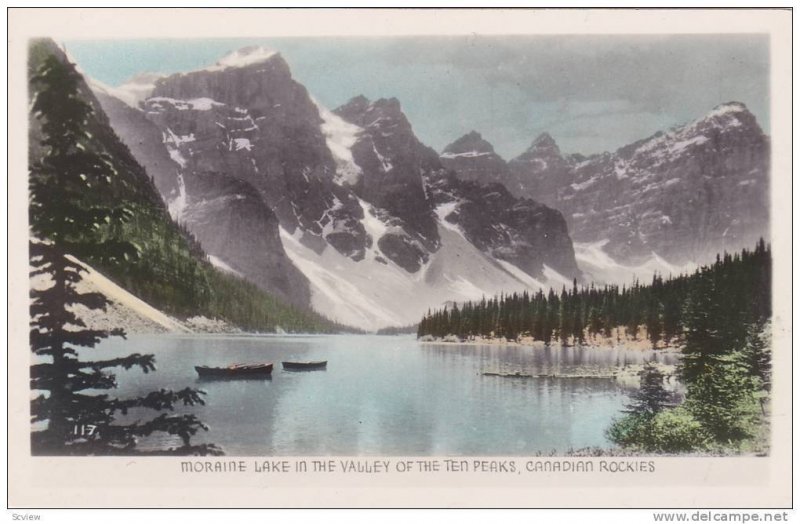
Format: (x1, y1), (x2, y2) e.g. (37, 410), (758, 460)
(417, 331), (682, 353)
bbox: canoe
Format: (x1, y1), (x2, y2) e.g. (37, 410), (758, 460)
(195, 362), (273, 377)
(281, 360), (327, 371)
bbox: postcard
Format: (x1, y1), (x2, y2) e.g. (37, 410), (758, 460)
(7, 7), (792, 509)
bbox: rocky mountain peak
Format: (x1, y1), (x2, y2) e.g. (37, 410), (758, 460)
(507, 100), (770, 265)
(686, 101), (763, 137)
(442, 130), (497, 157)
(334, 95), (370, 120)
(504, 132), (571, 208)
(704, 101), (751, 119)
(330, 94), (441, 272)
(209, 45), (280, 71)
(374, 96), (402, 111)
(151, 49), (298, 111)
(533, 131), (556, 147)
(335, 96), (409, 132)
(510, 132), (568, 170)
(519, 132), (562, 159)
(439, 130), (510, 188)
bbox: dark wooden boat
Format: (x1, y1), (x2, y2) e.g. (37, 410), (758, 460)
(195, 362), (273, 377)
(281, 360), (327, 371)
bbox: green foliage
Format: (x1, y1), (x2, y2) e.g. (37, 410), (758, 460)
(683, 355), (763, 443)
(378, 324), (419, 335)
(92, 205), (349, 333)
(607, 362), (709, 454)
(607, 408), (711, 453)
(418, 241), (770, 348)
(625, 362), (672, 416)
(675, 241), (772, 448)
(608, 320), (771, 454)
(28, 39), (347, 335)
(738, 319), (772, 391)
(28, 48), (221, 456)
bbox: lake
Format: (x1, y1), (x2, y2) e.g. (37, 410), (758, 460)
(86, 334), (679, 456)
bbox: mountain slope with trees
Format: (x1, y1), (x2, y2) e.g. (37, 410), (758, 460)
(29, 39), (348, 334)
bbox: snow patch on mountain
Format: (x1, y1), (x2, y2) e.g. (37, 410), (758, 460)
(632, 104), (748, 162)
(208, 255), (243, 277)
(167, 149), (187, 168)
(372, 140), (393, 172)
(281, 215), (580, 331)
(434, 201), (466, 238)
(692, 101), (747, 128)
(543, 265), (574, 288)
(440, 151), (492, 159)
(149, 97), (224, 111)
(161, 129), (190, 169)
(495, 259), (547, 289)
(574, 239), (696, 285)
(570, 176), (599, 191)
(280, 227), (402, 328)
(669, 136), (709, 154)
(314, 99), (363, 185)
(167, 173), (187, 221)
(204, 46), (278, 72)
(358, 199), (389, 254)
(88, 76), (157, 110)
(231, 138), (253, 151)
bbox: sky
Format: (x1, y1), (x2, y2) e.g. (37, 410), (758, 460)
(63, 35), (769, 159)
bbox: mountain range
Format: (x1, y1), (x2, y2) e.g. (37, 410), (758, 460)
(29, 39), (347, 334)
(446, 105), (769, 267)
(79, 44), (768, 330)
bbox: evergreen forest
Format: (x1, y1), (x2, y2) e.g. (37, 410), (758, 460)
(417, 240), (770, 349)
(418, 241), (772, 453)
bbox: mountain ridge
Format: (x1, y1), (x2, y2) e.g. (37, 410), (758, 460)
(84, 44), (767, 329)
(91, 46), (582, 329)
(443, 101), (769, 267)
(30, 38), (350, 333)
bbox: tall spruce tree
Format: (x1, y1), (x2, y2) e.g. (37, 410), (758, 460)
(29, 52), (221, 455)
(625, 362), (672, 416)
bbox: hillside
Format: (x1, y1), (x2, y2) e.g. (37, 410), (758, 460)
(88, 46), (581, 330)
(28, 39), (349, 334)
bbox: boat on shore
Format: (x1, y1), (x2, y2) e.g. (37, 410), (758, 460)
(195, 362), (273, 378)
(282, 360), (327, 371)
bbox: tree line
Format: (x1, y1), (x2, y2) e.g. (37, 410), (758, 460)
(608, 242), (772, 452)
(417, 239), (771, 348)
(418, 240), (772, 453)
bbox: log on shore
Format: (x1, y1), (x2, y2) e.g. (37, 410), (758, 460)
(482, 371), (616, 379)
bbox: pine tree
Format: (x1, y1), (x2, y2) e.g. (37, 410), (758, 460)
(625, 362), (671, 416)
(662, 289), (682, 343)
(558, 287), (570, 345)
(29, 53), (221, 455)
(587, 306), (602, 340)
(737, 319), (771, 391)
(679, 274), (726, 385)
(645, 296), (662, 348)
(572, 294), (585, 345)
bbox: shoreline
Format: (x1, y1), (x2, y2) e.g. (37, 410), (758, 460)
(417, 333), (682, 354)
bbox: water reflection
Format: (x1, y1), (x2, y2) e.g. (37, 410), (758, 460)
(87, 334), (678, 455)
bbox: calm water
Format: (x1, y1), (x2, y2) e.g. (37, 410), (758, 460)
(86, 334), (678, 455)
